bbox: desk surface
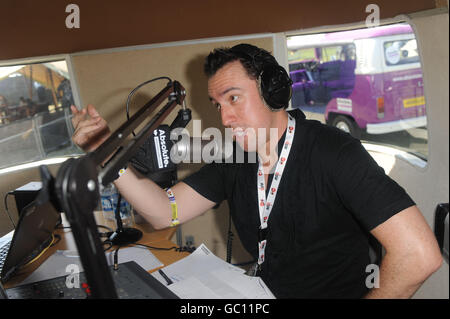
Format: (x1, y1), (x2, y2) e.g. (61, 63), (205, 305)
(4, 212), (189, 288)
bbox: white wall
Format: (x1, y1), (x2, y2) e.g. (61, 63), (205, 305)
(400, 9), (449, 299)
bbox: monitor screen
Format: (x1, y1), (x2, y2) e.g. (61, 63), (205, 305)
(1, 170), (60, 282)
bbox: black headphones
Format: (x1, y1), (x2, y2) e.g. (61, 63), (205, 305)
(230, 44), (293, 111)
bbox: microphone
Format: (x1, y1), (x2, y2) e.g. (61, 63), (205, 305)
(129, 125), (235, 185)
(170, 136), (234, 164)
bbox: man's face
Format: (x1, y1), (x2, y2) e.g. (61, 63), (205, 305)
(207, 60), (274, 152)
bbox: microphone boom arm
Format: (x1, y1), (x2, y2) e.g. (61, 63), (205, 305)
(54, 80), (186, 298)
(93, 80), (186, 186)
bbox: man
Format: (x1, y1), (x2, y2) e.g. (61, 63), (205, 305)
(57, 78), (74, 109)
(71, 44), (442, 298)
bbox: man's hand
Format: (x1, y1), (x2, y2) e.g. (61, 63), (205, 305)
(71, 104), (111, 152)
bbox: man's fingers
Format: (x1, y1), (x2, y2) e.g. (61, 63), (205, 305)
(73, 122), (106, 145)
(87, 104), (100, 118)
(74, 116), (102, 131)
(70, 104), (110, 152)
(70, 105), (78, 114)
(70, 105), (86, 117)
(73, 123), (110, 151)
(71, 107), (88, 128)
(73, 116), (108, 138)
(70, 105), (80, 127)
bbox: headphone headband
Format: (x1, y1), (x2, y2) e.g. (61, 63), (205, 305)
(230, 44), (292, 111)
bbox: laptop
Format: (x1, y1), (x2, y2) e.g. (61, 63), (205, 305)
(0, 167), (60, 283)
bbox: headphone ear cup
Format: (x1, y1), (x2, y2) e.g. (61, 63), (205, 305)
(229, 44), (292, 110)
(260, 65), (293, 111)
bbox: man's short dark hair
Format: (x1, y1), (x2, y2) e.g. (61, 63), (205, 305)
(204, 43), (277, 79)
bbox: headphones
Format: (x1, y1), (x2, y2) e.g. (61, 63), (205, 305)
(230, 44), (293, 111)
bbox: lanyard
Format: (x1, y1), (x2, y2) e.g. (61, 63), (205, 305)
(256, 114), (296, 266)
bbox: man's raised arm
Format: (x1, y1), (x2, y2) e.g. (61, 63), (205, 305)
(71, 104), (217, 230)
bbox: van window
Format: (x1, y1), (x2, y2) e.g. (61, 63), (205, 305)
(287, 23), (428, 161)
(0, 60), (81, 170)
(384, 39), (420, 66)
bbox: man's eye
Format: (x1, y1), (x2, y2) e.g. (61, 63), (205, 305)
(230, 95), (239, 103)
(215, 103), (221, 110)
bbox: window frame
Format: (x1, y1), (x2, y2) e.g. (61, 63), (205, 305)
(0, 54), (83, 174)
(277, 16), (429, 170)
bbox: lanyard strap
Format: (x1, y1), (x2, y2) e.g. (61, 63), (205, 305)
(256, 114), (295, 265)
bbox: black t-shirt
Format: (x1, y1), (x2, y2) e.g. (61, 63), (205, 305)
(182, 109), (415, 298)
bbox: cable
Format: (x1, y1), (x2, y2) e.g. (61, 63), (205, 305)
(50, 234), (61, 247)
(114, 193), (123, 232)
(3, 191), (16, 229)
(103, 241), (113, 252)
(97, 225), (114, 232)
(55, 225), (71, 229)
(102, 241), (176, 252)
(125, 76), (172, 136)
(132, 243), (196, 253)
(20, 233), (56, 268)
(113, 245), (121, 270)
(58, 223), (114, 233)
(110, 242), (195, 270)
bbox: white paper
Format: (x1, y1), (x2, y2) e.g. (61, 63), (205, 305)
(105, 246), (163, 270)
(152, 243), (275, 299)
(168, 277), (222, 299)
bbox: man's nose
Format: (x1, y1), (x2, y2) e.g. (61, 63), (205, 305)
(220, 105), (236, 127)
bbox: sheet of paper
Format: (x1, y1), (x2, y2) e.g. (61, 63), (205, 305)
(154, 244), (245, 284)
(17, 246), (163, 286)
(151, 243), (275, 299)
(104, 246), (163, 270)
(168, 277), (223, 299)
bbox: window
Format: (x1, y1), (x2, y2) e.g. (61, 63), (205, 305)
(384, 39), (420, 66)
(287, 23), (428, 161)
(0, 60), (81, 170)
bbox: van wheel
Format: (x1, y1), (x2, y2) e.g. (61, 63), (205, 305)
(332, 115), (361, 139)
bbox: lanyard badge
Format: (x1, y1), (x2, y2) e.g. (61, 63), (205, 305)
(256, 115), (295, 266)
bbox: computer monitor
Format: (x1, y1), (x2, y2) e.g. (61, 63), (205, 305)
(1, 166), (60, 283)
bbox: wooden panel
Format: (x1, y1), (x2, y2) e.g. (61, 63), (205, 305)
(0, 0), (438, 60)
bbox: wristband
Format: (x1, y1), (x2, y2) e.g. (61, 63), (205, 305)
(166, 188), (179, 227)
(118, 166), (128, 177)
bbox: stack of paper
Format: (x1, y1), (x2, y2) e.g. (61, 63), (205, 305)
(151, 244), (275, 299)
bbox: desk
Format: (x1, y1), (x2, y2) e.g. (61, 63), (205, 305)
(4, 212), (190, 289)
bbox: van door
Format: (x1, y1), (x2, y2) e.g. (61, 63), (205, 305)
(381, 36), (426, 126)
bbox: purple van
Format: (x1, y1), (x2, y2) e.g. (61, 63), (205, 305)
(288, 24), (426, 138)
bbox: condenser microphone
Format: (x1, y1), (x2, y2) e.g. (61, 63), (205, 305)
(129, 125), (237, 183)
(170, 136), (234, 164)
